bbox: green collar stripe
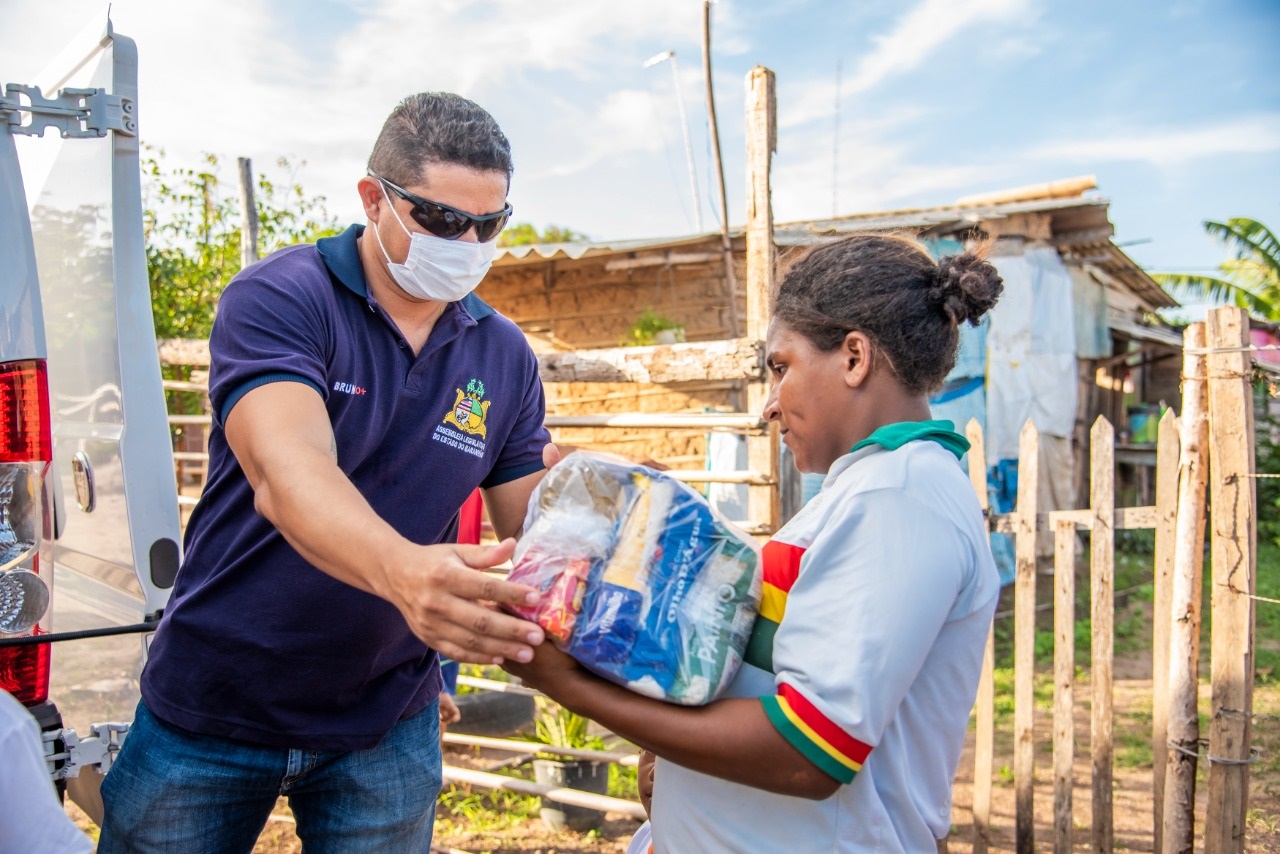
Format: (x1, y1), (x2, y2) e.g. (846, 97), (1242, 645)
(850, 420), (970, 460)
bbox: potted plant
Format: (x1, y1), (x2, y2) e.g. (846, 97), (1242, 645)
(528, 700), (610, 832)
(621, 309), (686, 347)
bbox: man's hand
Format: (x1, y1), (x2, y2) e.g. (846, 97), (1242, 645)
(380, 537), (545, 666)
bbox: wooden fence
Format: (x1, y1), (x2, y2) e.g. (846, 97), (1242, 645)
(960, 308), (1258, 854)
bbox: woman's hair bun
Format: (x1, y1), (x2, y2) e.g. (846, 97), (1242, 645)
(930, 250), (1004, 327)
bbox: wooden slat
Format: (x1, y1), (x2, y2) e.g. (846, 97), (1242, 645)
(538, 337), (764, 384)
(157, 338), (210, 366)
(442, 733), (638, 766)
(161, 379), (210, 393)
(1163, 323), (1210, 854)
(1091, 417), (1116, 854)
(1014, 420), (1039, 854)
(454, 675), (540, 697)
(1053, 517), (1076, 854)
(991, 506), (1156, 535)
(168, 414), (213, 426)
(965, 419), (995, 854)
(1205, 307), (1257, 854)
(441, 765), (646, 820)
(545, 413), (763, 430)
(159, 336), (768, 384)
(664, 469), (773, 485)
(1152, 408), (1181, 851)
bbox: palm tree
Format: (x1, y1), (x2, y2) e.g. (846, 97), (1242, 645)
(1154, 218), (1280, 320)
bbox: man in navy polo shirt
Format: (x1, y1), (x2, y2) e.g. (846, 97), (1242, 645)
(101, 93), (552, 853)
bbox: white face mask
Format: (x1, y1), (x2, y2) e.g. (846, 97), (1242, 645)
(372, 195), (496, 302)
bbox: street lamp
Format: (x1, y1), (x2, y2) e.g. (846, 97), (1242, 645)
(644, 49), (703, 234)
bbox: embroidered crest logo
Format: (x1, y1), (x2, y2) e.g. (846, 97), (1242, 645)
(444, 378), (491, 438)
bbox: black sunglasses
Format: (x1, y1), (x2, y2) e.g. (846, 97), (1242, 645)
(369, 170), (512, 242)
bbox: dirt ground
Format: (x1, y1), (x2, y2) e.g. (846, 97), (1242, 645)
(65, 675), (1280, 853)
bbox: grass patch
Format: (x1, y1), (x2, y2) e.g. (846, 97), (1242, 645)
(609, 763), (638, 800)
(435, 783), (541, 834)
(1254, 540), (1280, 679)
(1116, 728), (1154, 769)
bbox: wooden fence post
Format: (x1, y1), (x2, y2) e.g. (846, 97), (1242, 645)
(1152, 408), (1181, 852)
(1052, 515), (1076, 854)
(1205, 306), (1257, 854)
(1163, 322), (1210, 854)
(1014, 420), (1039, 854)
(744, 65), (779, 535)
(237, 157), (259, 268)
(1091, 416), (1116, 854)
(965, 419), (995, 854)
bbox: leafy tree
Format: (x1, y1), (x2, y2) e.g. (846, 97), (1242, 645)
(1154, 218), (1280, 320)
(143, 147), (341, 341)
(497, 222), (587, 248)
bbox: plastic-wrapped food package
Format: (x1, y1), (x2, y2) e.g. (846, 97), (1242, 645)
(508, 452), (762, 705)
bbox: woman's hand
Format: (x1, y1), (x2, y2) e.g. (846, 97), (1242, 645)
(499, 640), (583, 695)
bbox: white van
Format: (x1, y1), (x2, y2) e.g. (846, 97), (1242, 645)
(1, 15), (180, 823)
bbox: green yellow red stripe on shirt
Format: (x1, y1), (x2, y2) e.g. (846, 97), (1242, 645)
(762, 683), (873, 784)
(743, 540), (803, 672)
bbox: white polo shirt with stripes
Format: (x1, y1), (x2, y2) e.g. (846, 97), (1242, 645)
(650, 422), (1000, 853)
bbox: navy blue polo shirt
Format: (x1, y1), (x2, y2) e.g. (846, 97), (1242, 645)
(141, 225), (550, 750)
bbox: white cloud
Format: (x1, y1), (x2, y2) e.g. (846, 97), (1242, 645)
(1030, 115), (1280, 166)
(781, 0), (1033, 130)
(845, 0), (1031, 95)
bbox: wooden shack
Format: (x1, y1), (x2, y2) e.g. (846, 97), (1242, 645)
(478, 175), (1181, 532)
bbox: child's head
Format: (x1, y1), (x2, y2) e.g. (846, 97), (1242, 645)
(771, 234), (1003, 395)
(764, 234), (1002, 472)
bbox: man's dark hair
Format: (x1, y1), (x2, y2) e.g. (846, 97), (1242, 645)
(773, 234), (1003, 395)
(367, 92), (513, 188)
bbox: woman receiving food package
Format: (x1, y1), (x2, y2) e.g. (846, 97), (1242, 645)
(507, 452), (761, 705)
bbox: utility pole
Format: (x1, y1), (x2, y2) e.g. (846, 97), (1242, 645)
(701, 0), (740, 339)
(644, 50), (703, 234)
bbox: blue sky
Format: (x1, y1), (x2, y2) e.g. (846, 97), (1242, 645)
(4, 0), (1277, 275)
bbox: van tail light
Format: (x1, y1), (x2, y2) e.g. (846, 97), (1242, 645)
(0, 360), (54, 705)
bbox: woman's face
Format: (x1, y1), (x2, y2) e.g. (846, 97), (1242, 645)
(762, 320), (854, 474)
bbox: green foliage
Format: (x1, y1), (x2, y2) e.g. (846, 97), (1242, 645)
(1257, 414), (1280, 550)
(531, 699), (605, 750)
(497, 222), (588, 247)
(620, 308), (686, 347)
(1116, 728), (1154, 769)
(608, 762), (639, 800)
(143, 146), (341, 340)
(1256, 539), (1280, 679)
(436, 785), (541, 833)
(1154, 217), (1280, 319)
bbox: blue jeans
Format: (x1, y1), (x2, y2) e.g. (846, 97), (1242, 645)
(99, 700), (442, 854)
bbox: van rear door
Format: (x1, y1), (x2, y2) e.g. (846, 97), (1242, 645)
(3, 13), (180, 815)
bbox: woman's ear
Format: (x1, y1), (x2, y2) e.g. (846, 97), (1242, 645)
(842, 330), (874, 389)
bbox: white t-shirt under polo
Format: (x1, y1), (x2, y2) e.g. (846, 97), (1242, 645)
(651, 425), (1000, 853)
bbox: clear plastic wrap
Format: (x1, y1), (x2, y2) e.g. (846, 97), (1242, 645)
(508, 452), (762, 705)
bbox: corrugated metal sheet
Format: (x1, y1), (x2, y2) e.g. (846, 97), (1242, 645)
(493, 191), (1178, 311)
